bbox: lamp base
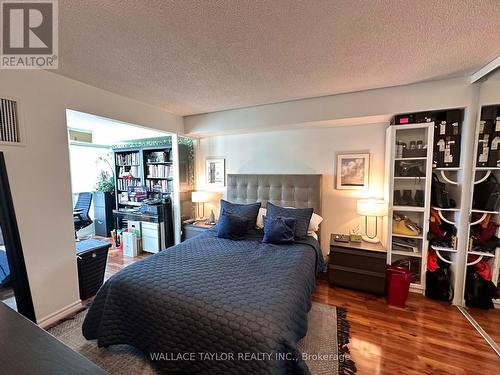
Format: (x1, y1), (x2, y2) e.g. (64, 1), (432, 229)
(362, 235), (381, 244)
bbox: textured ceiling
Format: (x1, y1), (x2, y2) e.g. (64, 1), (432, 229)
(57, 1), (500, 115)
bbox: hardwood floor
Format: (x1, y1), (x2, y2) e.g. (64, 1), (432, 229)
(101, 245), (499, 374)
(312, 280), (500, 374)
(466, 306), (500, 347)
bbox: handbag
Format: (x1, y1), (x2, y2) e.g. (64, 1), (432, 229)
(473, 173), (500, 211)
(397, 161), (424, 177)
(392, 214), (422, 237)
(426, 268), (453, 302)
(431, 173), (455, 208)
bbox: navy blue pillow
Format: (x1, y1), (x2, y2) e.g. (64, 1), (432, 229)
(262, 216), (296, 244)
(217, 211), (249, 240)
(220, 200), (261, 231)
(266, 202), (313, 239)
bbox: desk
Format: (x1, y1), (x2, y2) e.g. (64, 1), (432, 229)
(0, 303), (108, 374)
(112, 208), (173, 251)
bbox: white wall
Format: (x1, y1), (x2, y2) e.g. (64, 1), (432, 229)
(196, 124), (388, 255)
(191, 75), (489, 258)
(0, 70), (183, 324)
(185, 76), (477, 137)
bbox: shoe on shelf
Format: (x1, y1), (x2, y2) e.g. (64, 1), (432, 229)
(402, 190), (415, 206)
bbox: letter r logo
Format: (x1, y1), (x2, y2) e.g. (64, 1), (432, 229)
(2, 1), (54, 54)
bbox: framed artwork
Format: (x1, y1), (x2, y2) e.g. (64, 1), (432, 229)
(206, 158), (225, 187)
(336, 153), (369, 190)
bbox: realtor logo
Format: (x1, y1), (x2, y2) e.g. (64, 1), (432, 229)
(1, 0), (58, 69)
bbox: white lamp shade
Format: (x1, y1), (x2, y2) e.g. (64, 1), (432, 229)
(192, 191), (209, 203)
(357, 199), (388, 217)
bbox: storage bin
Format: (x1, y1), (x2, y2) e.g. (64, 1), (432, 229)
(385, 265), (412, 308)
(75, 239), (111, 300)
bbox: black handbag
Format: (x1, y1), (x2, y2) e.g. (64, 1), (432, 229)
(473, 173), (500, 212)
(464, 269), (496, 309)
(397, 161), (424, 177)
(425, 268), (453, 302)
(431, 173), (454, 208)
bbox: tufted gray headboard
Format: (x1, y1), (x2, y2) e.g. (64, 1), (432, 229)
(226, 174), (322, 215)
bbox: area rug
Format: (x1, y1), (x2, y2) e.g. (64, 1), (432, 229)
(48, 302), (356, 374)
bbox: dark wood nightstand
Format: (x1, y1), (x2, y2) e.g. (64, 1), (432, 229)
(182, 221), (216, 241)
(328, 234), (387, 295)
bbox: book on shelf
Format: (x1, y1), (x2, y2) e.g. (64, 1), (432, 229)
(146, 179), (172, 193)
(147, 164), (173, 178)
(116, 152), (140, 166)
(118, 166), (140, 178)
(117, 178), (141, 191)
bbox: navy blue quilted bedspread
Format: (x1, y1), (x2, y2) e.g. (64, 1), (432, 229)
(83, 229), (324, 374)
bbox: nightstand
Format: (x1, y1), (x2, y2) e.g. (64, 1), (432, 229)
(328, 234), (387, 295)
(182, 222), (216, 241)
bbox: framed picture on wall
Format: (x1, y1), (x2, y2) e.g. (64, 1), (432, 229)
(336, 153), (369, 190)
(206, 158), (225, 187)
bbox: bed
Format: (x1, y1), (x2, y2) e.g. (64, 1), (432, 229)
(83, 174), (323, 374)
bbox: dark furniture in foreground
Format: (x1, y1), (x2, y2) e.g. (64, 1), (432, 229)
(93, 191), (114, 237)
(76, 239), (111, 300)
(0, 302), (108, 374)
(328, 234), (387, 295)
(73, 192), (93, 233)
(182, 222), (216, 241)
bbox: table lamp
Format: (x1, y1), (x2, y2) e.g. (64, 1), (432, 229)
(192, 191), (209, 220)
(357, 198), (388, 243)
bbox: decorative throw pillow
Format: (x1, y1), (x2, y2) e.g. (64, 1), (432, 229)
(266, 202), (313, 239)
(262, 216), (296, 244)
(217, 211), (249, 240)
(219, 200), (261, 231)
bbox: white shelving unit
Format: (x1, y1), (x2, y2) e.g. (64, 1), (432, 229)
(461, 111), (500, 308)
(465, 170), (500, 309)
(385, 123), (434, 293)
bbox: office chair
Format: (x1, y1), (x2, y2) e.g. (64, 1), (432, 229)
(74, 192), (93, 237)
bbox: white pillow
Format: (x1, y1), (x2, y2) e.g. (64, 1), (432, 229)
(308, 213), (323, 232)
(308, 231), (318, 240)
(255, 208), (267, 229)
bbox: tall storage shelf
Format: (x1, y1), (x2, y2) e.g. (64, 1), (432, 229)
(385, 123), (434, 293)
(385, 110), (466, 304)
(463, 105), (500, 308)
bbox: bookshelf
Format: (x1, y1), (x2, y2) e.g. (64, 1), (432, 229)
(113, 146), (174, 207)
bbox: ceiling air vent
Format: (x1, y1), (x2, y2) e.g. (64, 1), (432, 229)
(0, 98), (20, 144)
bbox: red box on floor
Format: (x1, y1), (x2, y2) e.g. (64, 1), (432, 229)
(386, 266), (412, 308)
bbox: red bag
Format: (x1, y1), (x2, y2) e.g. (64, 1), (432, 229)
(475, 260), (492, 281)
(473, 220), (499, 245)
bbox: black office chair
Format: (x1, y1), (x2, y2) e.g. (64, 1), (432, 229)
(74, 192), (93, 236)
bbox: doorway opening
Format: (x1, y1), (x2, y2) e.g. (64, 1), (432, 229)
(66, 110), (194, 290)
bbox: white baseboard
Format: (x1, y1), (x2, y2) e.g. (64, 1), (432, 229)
(37, 300), (83, 329)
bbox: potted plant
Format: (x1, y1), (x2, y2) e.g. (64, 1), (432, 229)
(93, 155), (115, 237)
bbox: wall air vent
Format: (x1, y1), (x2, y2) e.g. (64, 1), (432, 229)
(0, 98), (20, 144)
